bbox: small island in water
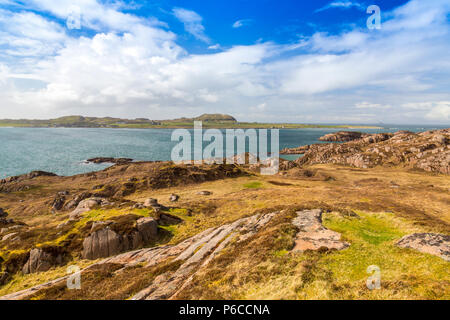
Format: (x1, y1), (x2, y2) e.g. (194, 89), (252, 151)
(0, 113), (382, 129)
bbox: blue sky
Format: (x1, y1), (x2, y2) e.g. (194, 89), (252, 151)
(0, 0), (449, 124)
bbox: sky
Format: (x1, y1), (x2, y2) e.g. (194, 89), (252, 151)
(0, 0), (449, 124)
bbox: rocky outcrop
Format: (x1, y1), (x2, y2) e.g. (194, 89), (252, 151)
(68, 197), (107, 221)
(82, 217), (158, 260)
(292, 129), (449, 174)
(0, 171), (57, 184)
(143, 198), (167, 212)
(280, 145), (310, 155)
(1, 211), (279, 300)
(22, 248), (64, 274)
(396, 233), (450, 261)
(291, 209), (349, 252)
(1, 232), (19, 242)
(86, 157), (133, 164)
(319, 131), (370, 142)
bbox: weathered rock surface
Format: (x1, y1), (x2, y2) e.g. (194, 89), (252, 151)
(82, 217), (158, 260)
(288, 129), (449, 174)
(86, 157), (133, 164)
(68, 197), (105, 221)
(170, 194), (180, 202)
(82, 227), (123, 260)
(1, 211), (279, 300)
(291, 209), (349, 252)
(319, 131), (371, 142)
(22, 248), (64, 274)
(1, 232), (18, 242)
(396, 233), (450, 261)
(0, 171), (57, 184)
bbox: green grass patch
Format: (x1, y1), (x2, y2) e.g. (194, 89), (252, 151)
(243, 181), (263, 189)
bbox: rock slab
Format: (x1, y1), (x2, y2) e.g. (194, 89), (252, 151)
(396, 233), (450, 261)
(292, 209), (349, 252)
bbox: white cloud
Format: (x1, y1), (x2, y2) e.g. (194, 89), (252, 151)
(315, 1), (363, 13)
(208, 44), (221, 50)
(355, 102), (391, 109)
(0, 0), (449, 124)
(172, 7), (210, 43)
(425, 102), (450, 121)
(232, 19), (252, 28)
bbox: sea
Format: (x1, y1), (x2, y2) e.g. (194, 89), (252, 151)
(0, 125), (447, 178)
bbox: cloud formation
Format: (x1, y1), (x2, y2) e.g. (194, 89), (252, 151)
(315, 1), (364, 13)
(232, 19), (253, 28)
(0, 0), (449, 124)
(172, 7), (210, 43)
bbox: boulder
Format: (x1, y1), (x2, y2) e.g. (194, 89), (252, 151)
(143, 198), (158, 207)
(51, 195), (66, 211)
(143, 198), (167, 212)
(82, 217), (159, 260)
(82, 227), (122, 260)
(159, 214), (183, 226)
(396, 233), (450, 261)
(69, 197), (103, 221)
(169, 194), (180, 202)
(136, 217), (158, 243)
(22, 248), (64, 274)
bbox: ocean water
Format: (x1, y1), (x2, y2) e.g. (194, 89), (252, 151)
(0, 125), (446, 178)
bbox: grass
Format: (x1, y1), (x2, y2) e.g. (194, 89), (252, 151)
(243, 181), (263, 189)
(0, 259), (97, 297)
(175, 209), (449, 300)
(1, 164), (448, 300)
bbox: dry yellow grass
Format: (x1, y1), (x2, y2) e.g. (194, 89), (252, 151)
(1, 163), (449, 299)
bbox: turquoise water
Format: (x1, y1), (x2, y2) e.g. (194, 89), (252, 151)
(0, 126), (445, 178)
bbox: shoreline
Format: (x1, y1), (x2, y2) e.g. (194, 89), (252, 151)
(0, 124), (384, 130)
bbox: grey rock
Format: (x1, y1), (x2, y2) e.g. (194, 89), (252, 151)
(82, 227), (122, 260)
(143, 198), (158, 207)
(2, 232), (18, 241)
(136, 217), (158, 243)
(291, 209), (349, 252)
(396, 233), (450, 261)
(169, 194), (180, 202)
(22, 248), (63, 274)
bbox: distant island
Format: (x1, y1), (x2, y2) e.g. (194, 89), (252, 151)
(0, 114), (383, 129)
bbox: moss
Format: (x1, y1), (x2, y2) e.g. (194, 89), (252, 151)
(243, 181), (263, 189)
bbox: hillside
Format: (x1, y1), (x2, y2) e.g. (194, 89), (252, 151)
(0, 130), (448, 300)
(0, 114), (381, 129)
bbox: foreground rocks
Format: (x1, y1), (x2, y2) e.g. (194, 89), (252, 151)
(82, 217), (158, 260)
(1, 211), (279, 300)
(396, 233), (450, 261)
(285, 129), (450, 174)
(319, 131), (372, 142)
(291, 209), (349, 252)
(22, 248), (64, 274)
